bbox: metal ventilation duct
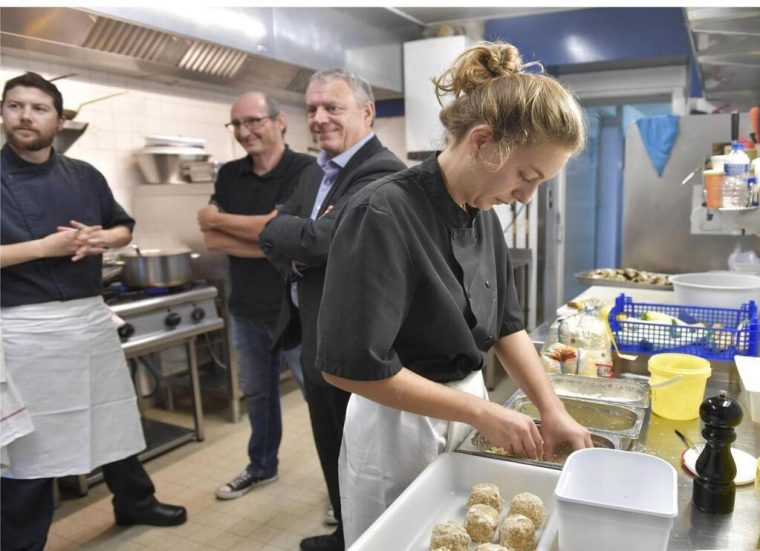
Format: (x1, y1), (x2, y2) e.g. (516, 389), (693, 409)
(1, 7), (420, 102)
(178, 42), (248, 78)
(82, 17), (180, 63)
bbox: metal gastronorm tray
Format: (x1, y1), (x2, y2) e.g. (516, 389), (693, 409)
(504, 390), (647, 440)
(575, 271), (672, 290)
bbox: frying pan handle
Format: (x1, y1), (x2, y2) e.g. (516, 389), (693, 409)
(77, 91), (128, 109)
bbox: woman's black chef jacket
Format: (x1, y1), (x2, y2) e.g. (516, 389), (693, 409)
(1, 145), (135, 307)
(315, 154), (524, 383)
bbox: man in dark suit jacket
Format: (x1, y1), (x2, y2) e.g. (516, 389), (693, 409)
(260, 69), (405, 551)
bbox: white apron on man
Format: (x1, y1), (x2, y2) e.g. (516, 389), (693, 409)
(1, 296), (145, 479)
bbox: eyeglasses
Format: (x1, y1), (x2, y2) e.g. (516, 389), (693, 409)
(225, 115), (275, 133)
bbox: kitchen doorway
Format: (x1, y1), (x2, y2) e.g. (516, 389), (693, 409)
(538, 101), (672, 322)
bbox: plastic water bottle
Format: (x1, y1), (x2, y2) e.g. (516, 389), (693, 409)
(721, 142), (750, 209)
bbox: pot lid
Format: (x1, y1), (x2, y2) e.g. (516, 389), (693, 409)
(122, 247), (192, 257)
(144, 135), (206, 148)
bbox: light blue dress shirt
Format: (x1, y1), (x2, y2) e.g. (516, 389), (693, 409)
(291, 132), (376, 306)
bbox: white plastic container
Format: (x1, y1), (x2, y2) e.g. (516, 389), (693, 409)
(735, 355), (760, 423)
(555, 448), (677, 551)
(670, 272), (760, 308)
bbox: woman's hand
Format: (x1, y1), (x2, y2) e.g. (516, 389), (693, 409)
(473, 401), (544, 460)
(539, 405), (593, 461)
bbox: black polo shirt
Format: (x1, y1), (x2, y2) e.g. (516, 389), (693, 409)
(211, 147), (313, 323)
(316, 154), (524, 383)
(1, 145), (135, 307)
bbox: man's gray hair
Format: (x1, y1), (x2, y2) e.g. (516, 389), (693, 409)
(265, 95), (282, 117)
(309, 69), (375, 105)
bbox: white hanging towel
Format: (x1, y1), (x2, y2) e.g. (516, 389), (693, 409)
(1, 296), (145, 479)
(0, 326), (35, 471)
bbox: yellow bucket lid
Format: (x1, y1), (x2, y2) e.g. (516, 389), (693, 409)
(648, 353), (711, 377)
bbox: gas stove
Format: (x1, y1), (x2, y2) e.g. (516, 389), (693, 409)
(107, 281), (224, 357)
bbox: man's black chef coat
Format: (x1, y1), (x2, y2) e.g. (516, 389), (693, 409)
(316, 154), (524, 383)
(1, 145), (134, 307)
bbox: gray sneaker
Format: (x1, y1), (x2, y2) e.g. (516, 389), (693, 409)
(215, 470), (278, 500)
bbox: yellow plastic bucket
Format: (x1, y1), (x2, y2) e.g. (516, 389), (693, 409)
(647, 353), (712, 420)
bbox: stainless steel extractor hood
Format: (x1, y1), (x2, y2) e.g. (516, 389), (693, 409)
(685, 7), (760, 112)
(0, 7), (422, 103)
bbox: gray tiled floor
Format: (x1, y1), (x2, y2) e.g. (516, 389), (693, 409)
(45, 373), (516, 550)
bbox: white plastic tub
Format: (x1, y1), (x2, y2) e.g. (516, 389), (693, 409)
(554, 448), (677, 551)
(735, 355), (760, 423)
(670, 272), (760, 308)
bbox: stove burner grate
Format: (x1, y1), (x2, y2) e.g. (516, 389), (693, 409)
(104, 280), (208, 305)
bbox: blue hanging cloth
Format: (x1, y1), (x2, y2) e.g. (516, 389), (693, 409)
(636, 115), (680, 177)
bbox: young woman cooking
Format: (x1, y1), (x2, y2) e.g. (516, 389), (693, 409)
(314, 41), (594, 546)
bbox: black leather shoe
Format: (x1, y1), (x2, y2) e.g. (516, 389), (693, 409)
(114, 501), (187, 527)
(300, 530), (344, 551)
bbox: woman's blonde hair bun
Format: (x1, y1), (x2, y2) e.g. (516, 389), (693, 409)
(433, 41), (586, 160)
(434, 42), (541, 102)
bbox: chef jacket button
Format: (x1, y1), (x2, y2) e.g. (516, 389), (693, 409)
(486, 335), (495, 346)
(466, 292), (472, 300)
(484, 280), (491, 288)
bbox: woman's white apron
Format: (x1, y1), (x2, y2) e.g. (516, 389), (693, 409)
(340, 369), (488, 547)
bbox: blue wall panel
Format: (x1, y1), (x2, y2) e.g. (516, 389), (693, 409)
(484, 8), (690, 68)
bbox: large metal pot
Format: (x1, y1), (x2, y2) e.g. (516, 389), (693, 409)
(121, 247), (196, 288)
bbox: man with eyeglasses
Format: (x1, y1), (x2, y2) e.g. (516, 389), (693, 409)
(260, 69), (406, 551)
(197, 92), (313, 501)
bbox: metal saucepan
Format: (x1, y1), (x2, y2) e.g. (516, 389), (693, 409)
(120, 247), (198, 288)
(63, 91), (128, 120)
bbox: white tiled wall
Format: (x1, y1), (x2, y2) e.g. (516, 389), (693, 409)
(0, 55), (312, 214)
(1, 55), (414, 217)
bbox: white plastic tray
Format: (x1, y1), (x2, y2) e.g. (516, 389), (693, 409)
(349, 452), (560, 551)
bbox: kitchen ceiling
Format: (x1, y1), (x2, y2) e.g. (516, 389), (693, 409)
(387, 7), (573, 26)
(1, 7), (756, 112)
(684, 7), (760, 112)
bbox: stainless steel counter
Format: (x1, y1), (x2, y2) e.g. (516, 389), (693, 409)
(529, 319), (760, 551)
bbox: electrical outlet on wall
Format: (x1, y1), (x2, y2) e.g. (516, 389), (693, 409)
(689, 184), (742, 235)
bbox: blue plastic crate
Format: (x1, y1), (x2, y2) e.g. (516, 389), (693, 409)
(608, 294), (758, 361)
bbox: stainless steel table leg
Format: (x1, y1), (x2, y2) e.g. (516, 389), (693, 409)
(186, 337), (205, 441)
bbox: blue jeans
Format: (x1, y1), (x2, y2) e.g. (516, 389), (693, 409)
(232, 315), (295, 478)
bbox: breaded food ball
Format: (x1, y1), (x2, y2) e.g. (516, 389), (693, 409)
(430, 548), (451, 551)
(474, 544), (512, 551)
(464, 503), (499, 543)
(467, 482), (504, 512)
(508, 492), (545, 528)
(499, 514), (536, 551)
(430, 521), (470, 551)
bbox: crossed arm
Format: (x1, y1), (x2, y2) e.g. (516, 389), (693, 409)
(196, 204), (276, 258)
(0, 220), (132, 268)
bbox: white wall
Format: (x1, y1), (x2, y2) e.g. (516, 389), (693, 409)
(0, 55), (311, 214)
(1, 55), (415, 213)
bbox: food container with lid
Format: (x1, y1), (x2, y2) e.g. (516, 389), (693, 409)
(554, 448), (677, 551)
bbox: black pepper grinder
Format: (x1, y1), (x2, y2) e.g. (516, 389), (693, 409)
(691, 390), (743, 514)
